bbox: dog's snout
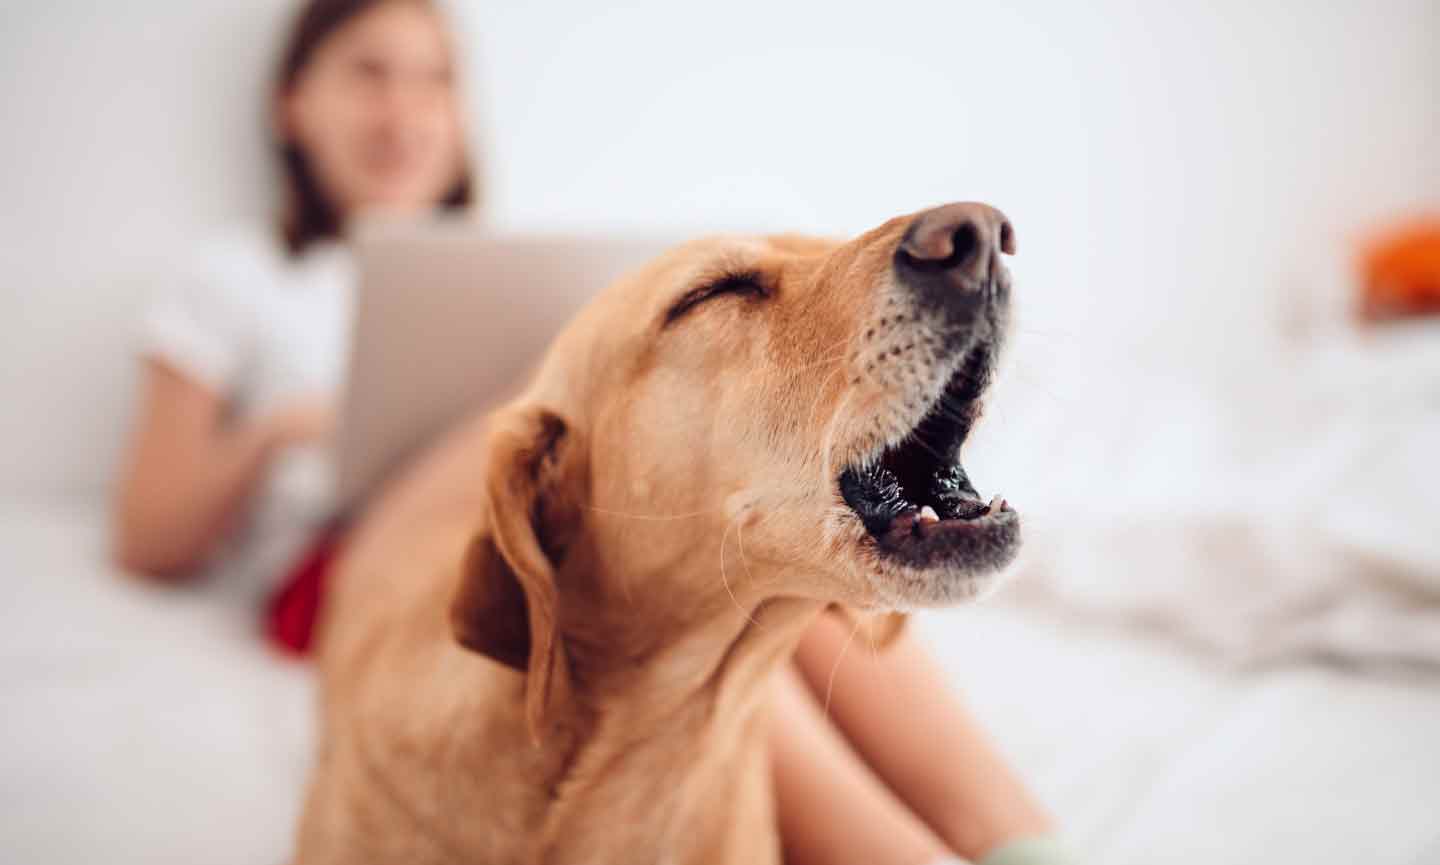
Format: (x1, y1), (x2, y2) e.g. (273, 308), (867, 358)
(894, 203), (1015, 316)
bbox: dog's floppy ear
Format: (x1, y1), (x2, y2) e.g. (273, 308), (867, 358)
(451, 405), (586, 741)
(826, 604), (909, 651)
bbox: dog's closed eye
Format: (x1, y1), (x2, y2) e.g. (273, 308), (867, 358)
(663, 270), (769, 326)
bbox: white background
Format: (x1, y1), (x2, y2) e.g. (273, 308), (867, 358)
(1, 0), (1437, 499)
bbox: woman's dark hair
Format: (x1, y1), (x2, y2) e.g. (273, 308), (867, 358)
(274, 0), (474, 256)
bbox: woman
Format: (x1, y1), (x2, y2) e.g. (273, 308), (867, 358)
(114, 0), (471, 602)
(112, 2), (1063, 863)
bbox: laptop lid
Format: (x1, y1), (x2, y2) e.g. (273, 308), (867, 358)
(336, 219), (669, 510)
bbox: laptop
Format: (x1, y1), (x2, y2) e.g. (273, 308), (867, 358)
(335, 218), (671, 511)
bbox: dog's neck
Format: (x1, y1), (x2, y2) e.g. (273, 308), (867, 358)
(531, 580), (826, 863)
(574, 591), (824, 730)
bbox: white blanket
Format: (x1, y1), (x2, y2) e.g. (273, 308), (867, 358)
(988, 322), (1440, 668)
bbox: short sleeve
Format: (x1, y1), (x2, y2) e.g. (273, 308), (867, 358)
(139, 238), (257, 392)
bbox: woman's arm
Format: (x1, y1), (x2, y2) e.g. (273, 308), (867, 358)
(111, 359), (330, 580)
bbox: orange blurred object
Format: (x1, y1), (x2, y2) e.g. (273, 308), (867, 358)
(1358, 215), (1440, 322)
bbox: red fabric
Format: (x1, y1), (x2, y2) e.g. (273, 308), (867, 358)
(264, 527), (345, 657)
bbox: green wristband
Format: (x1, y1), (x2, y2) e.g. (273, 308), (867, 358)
(977, 836), (1074, 865)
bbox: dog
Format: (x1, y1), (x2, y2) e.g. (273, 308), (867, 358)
(293, 202), (1021, 864)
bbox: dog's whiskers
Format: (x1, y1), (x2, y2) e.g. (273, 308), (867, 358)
(818, 390), (856, 492)
(719, 516), (759, 628)
(1008, 363), (1072, 408)
(794, 332), (856, 370)
(585, 505), (718, 521)
(931, 398), (975, 428)
(785, 349), (849, 376)
(907, 428), (948, 464)
(735, 511), (760, 590)
(805, 363), (848, 443)
(863, 617), (881, 660)
(802, 331), (859, 434)
(1013, 324), (1077, 342)
(822, 613), (865, 719)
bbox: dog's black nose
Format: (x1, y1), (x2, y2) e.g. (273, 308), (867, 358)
(894, 202), (1015, 316)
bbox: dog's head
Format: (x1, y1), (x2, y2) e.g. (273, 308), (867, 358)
(452, 203), (1019, 729)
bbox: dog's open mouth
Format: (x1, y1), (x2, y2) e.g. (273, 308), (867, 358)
(838, 350), (1018, 570)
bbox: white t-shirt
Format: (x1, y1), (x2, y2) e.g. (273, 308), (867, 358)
(141, 227), (355, 595)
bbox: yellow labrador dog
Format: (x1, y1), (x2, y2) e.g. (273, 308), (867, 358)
(295, 203), (1020, 864)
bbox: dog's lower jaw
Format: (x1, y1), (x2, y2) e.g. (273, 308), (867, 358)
(531, 596), (827, 865)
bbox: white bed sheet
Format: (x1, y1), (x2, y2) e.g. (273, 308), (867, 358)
(3, 501), (1438, 865)
(0, 501), (313, 865)
(920, 610), (1440, 863)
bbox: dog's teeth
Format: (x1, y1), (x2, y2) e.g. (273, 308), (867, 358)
(918, 505), (940, 524)
(987, 495), (1003, 514)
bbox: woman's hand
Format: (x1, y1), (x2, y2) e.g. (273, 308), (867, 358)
(111, 361), (335, 581)
(263, 396), (337, 449)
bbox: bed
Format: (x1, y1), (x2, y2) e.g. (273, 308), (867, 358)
(4, 495), (1438, 865)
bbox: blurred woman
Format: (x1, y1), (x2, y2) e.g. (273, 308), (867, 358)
(111, 2), (1060, 862)
(114, 0), (470, 610)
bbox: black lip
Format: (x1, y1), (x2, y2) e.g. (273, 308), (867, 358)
(838, 342), (1018, 569)
(870, 506), (1020, 572)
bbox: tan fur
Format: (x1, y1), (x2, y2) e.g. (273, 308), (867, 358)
(294, 207), (1003, 864)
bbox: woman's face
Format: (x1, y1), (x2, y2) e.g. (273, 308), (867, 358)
(282, 0), (466, 219)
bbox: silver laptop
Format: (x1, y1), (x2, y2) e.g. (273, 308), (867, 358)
(336, 218), (670, 510)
